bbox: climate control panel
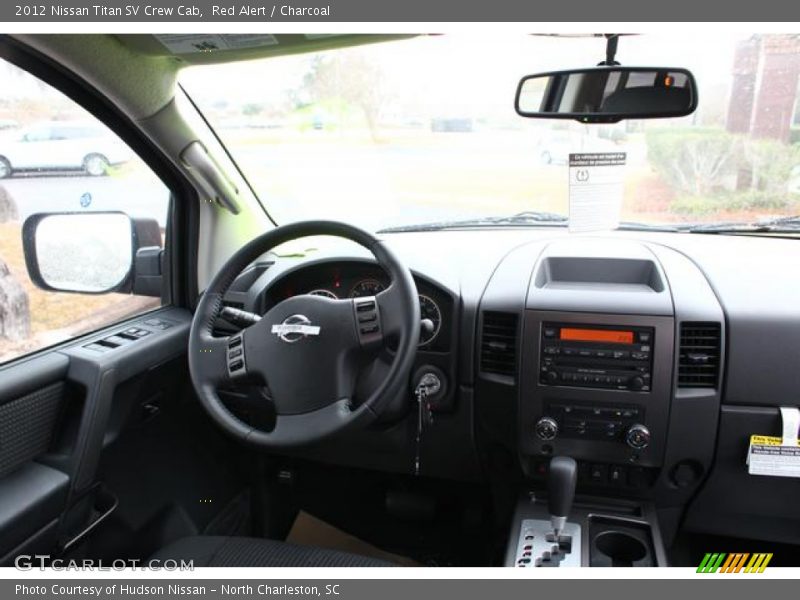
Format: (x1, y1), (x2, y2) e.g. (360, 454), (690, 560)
(535, 403), (649, 448)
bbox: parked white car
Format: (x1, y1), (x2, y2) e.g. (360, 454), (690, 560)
(0, 121), (134, 178)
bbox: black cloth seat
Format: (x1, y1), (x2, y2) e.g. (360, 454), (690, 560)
(151, 536), (395, 567)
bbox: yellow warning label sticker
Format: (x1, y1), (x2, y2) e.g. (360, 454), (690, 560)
(748, 434), (800, 477)
(750, 435), (800, 446)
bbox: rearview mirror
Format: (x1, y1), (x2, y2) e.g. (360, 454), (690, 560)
(22, 211), (163, 295)
(515, 67), (698, 123)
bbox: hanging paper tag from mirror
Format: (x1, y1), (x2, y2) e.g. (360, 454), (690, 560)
(747, 407), (800, 477)
(568, 152), (626, 233)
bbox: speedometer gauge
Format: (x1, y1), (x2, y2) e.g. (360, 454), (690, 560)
(418, 294), (442, 346)
(349, 278), (386, 298)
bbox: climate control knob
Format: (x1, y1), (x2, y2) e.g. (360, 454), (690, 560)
(625, 424), (651, 450)
(535, 417), (559, 441)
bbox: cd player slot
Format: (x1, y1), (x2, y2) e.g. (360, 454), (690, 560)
(540, 323), (654, 392)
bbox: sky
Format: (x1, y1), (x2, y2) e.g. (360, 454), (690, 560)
(0, 33), (753, 128)
(179, 33), (746, 119)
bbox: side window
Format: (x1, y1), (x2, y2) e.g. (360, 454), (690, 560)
(0, 58), (171, 364)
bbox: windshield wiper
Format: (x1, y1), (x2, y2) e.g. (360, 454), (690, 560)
(686, 215), (800, 234)
(617, 221), (681, 232)
(489, 210), (569, 224)
(377, 211), (568, 233)
(378, 212), (688, 234)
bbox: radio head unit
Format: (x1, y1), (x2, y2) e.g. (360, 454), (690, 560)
(539, 323), (653, 392)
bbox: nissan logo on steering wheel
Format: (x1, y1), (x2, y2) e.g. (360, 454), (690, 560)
(271, 314), (321, 343)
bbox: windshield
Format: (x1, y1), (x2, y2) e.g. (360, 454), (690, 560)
(180, 34), (800, 232)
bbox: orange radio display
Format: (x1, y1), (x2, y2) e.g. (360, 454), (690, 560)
(559, 328), (635, 344)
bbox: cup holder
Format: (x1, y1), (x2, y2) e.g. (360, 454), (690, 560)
(593, 531), (647, 567)
(588, 516), (655, 567)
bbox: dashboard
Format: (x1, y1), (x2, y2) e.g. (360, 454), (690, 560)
(216, 227), (800, 544)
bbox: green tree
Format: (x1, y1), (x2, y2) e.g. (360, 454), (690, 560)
(242, 103), (263, 117)
(302, 52), (387, 141)
(646, 128), (737, 196)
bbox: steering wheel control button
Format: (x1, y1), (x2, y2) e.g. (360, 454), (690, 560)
(535, 417), (559, 441)
(625, 424), (651, 450)
(227, 335), (246, 377)
(353, 297), (382, 346)
(356, 299), (376, 312)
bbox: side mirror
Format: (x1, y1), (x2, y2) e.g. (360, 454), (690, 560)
(515, 66), (698, 123)
(21, 211), (163, 296)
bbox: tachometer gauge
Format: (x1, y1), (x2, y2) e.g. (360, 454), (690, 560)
(418, 294), (442, 346)
(349, 278), (386, 298)
(308, 289), (337, 299)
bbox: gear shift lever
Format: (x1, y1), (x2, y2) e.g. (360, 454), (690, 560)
(547, 456), (577, 539)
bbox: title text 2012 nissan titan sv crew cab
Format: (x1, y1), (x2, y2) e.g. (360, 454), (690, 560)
(1, 33), (800, 568)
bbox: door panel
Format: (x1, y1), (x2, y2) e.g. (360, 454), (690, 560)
(0, 381), (65, 478)
(0, 354), (71, 562)
(0, 308), (193, 564)
(0, 42), (215, 567)
(0, 463), (69, 564)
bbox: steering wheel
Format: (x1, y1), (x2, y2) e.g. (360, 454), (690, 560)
(188, 221), (420, 448)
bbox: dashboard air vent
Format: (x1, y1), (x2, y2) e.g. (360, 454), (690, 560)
(678, 322), (721, 389)
(480, 311), (519, 381)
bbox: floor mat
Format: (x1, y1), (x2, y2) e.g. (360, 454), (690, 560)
(286, 511), (422, 566)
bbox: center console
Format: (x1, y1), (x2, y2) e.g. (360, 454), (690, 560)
(515, 242), (676, 488)
(520, 311), (675, 479)
(509, 243), (675, 566)
(505, 455), (669, 568)
(504, 494), (669, 568)
(475, 237), (725, 567)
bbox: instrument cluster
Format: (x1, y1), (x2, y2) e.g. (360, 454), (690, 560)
(260, 261), (452, 350)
